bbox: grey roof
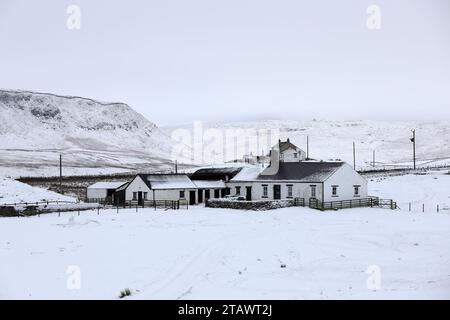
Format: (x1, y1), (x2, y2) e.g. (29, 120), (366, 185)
(278, 140), (300, 152)
(256, 162), (345, 182)
(115, 182), (130, 192)
(138, 174), (197, 190)
(190, 167), (243, 181)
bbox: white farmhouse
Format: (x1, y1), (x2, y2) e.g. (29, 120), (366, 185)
(227, 161), (367, 203)
(273, 138), (307, 162)
(226, 139), (367, 204)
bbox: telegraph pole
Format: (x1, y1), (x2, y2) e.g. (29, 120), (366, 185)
(306, 136), (310, 160)
(372, 150), (376, 168)
(353, 142), (356, 170)
(411, 130), (416, 170)
(59, 154), (63, 194)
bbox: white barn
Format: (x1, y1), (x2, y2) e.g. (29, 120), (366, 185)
(121, 174), (198, 205)
(192, 180), (227, 203)
(86, 181), (128, 203)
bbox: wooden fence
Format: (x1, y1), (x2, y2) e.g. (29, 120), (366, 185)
(308, 197), (397, 211)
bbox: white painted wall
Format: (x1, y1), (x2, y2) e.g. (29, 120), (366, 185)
(124, 176), (198, 203)
(323, 163), (368, 202)
(152, 189), (197, 203)
(125, 176), (151, 200)
(87, 188), (108, 199)
(227, 181), (323, 201)
(280, 147), (306, 162)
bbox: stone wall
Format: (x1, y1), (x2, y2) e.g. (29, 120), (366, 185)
(205, 198), (296, 211)
(0, 206), (17, 217)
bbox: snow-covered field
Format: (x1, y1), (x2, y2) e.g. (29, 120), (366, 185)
(0, 177), (76, 205)
(368, 170), (450, 212)
(0, 207), (449, 300)
(1, 171), (449, 300)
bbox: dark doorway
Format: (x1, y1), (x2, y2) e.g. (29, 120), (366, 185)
(214, 189), (220, 198)
(225, 187), (231, 196)
(138, 191), (143, 205)
(205, 189), (210, 200)
(221, 188), (226, 197)
(198, 189), (203, 203)
(189, 191), (196, 205)
(273, 185), (281, 200)
(245, 186), (252, 201)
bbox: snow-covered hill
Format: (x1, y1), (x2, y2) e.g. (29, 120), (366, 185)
(0, 90), (178, 177)
(163, 119), (450, 170)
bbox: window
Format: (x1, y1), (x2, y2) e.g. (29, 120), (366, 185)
(235, 186), (241, 195)
(294, 153), (298, 158)
(179, 191), (185, 199)
(332, 185), (338, 197)
(143, 192), (148, 200)
(310, 185), (316, 198)
(287, 185), (293, 198)
(262, 185), (268, 198)
(354, 185), (360, 197)
(132, 192), (137, 200)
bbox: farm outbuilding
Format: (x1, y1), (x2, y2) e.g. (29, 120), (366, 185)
(86, 181), (128, 204)
(192, 180), (227, 203)
(121, 174), (199, 206)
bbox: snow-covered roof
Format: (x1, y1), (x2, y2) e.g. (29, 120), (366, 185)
(231, 166), (264, 181)
(257, 161), (345, 182)
(87, 181), (128, 190)
(139, 174), (197, 190)
(192, 180), (226, 189)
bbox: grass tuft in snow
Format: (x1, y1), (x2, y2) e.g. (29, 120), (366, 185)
(119, 288), (132, 299)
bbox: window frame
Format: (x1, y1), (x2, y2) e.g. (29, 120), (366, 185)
(235, 186), (241, 195)
(132, 192), (137, 200)
(310, 185), (316, 198)
(332, 185), (339, 197)
(179, 190), (185, 199)
(353, 185), (361, 197)
(287, 184), (293, 198)
(262, 184), (268, 198)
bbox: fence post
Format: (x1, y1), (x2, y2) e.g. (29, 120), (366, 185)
(58, 208), (61, 217)
(117, 204), (119, 214)
(422, 204), (425, 213)
(97, 206), (99, 215)
(78, 209), (80, 216)
(409, 203), (411, 212)
(136, 204), (138, 213)
(437, 204), (439, 213)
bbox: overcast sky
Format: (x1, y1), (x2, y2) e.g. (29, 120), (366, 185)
(0, 0), (449, 126)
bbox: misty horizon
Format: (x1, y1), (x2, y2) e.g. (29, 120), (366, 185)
(1, 0), (449, 126)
